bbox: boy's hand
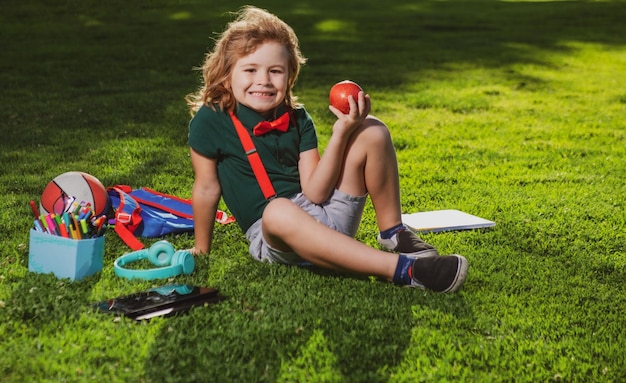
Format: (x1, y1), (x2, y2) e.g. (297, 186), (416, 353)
(328, 91), (371, 138)
(189, 247), (207, 256)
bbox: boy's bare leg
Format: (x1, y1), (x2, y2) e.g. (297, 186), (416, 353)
(262, 198), (398, 280)
(261, 197), (467, 292)
(335, 116), (402, 231)
(336, 115), (438, 256)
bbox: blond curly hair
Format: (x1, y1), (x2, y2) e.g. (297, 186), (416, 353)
(186, 6), (307, 115)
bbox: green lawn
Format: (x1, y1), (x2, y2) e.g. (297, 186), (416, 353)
(1, 0), (625, 382)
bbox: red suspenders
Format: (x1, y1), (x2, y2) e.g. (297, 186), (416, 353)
(229, 111), (277, 200)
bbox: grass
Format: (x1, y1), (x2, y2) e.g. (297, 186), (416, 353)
(1, 0), (625, 381)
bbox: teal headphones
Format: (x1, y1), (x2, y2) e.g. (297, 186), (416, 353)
(114, 241), (195, 280)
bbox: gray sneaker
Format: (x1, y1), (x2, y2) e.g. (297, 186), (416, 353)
(378, 229), (439, 258)
(409, 254), (468, 293)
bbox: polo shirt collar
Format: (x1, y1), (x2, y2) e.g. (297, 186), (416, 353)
(235, 103), (288, 130)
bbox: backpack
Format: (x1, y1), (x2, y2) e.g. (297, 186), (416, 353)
(107, 185), (234, 250)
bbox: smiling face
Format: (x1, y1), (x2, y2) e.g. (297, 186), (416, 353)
(230, 41), (290, 115)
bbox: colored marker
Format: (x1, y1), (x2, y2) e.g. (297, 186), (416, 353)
(33, 219), (45, 232)
(71, 215), (82, 239)
(80, 219), (89, 235)
(29, 200), (40, 219)
(39, 215), (48, 231)
(95, 216), (106, 231)
(44, 214), (58, 236)
(95, 223), (107, 237)
(62, 212), (72, 235)
(54, 214), (69, 238)
(67, 218), (77, 239)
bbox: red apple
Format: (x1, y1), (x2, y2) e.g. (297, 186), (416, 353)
(329, 80), (363, 114)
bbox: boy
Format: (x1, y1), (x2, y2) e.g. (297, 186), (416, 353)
(187, 6), (468, 292)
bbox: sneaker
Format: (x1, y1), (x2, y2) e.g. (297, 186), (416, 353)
(409, 254), (468, 293)
(378, 229), (439, 258)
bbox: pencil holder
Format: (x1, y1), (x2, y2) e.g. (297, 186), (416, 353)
(28, 229), (105, 281)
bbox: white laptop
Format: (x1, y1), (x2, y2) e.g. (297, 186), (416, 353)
(402, 209), (495, 233)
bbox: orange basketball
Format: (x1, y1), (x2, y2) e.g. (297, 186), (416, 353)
(40, 171), (110, 216)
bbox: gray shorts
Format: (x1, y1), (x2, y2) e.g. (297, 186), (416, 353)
(245, 189), (367, 264)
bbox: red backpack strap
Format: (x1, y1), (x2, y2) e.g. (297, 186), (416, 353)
(114, 222), (145, 251)
(229, 111), (277, 200)
(108, 186), (145, 250)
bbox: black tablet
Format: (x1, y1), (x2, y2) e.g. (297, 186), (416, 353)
(94, 284), (224, 320)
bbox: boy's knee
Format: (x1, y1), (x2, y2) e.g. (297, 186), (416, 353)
(262, 198), (296, 228)
(262, 198), (312, 240)
(361, 116), (392, 144)
(362, 115), (386, 130)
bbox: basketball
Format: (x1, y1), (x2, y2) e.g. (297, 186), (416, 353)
(40, 171), (110, 216)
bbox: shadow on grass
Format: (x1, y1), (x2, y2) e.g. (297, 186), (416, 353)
(142, 262), (471, 382)
(290, 0), (626, 88)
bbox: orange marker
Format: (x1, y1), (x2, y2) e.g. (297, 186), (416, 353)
(54, 214), (69, 238)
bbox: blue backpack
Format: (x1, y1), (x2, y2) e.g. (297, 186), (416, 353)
(107, 185), (234, 250)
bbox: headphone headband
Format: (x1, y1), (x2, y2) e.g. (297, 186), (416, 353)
(114, 241), (194, 280)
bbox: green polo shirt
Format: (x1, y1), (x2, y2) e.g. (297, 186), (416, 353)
(188, 103), (318, 232)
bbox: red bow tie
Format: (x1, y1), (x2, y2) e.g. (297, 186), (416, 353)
(253, 111), (291, 136)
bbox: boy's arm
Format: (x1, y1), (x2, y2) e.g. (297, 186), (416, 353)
(190, 148), (222, 255)
(299, 92), (371, 204)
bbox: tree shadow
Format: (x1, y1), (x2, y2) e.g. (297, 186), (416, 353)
(3, 0), (625, 193)
(289, 0), (626, 87)
(143, 262), (472, 382)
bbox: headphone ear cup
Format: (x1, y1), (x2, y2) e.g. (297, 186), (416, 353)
(148, 241), (175, 267)
(171, 250), (195, 275)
